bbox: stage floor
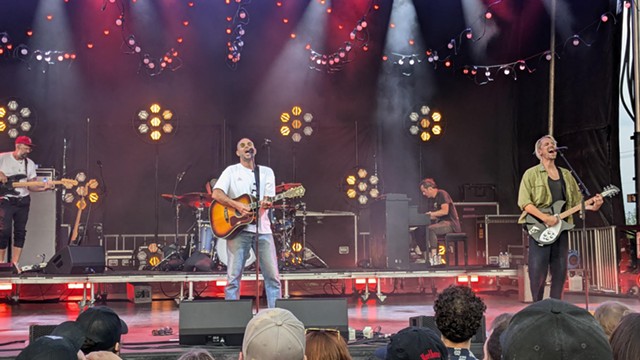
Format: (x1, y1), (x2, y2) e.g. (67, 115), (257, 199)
(0, 287), (639, 359)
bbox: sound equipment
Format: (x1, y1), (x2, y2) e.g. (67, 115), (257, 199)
(22, 170), (57, 268)
(298, 211), (357, 269)
(409, 315), (486, 355)
(44, 245), (105, 274)
(179, 299), (253, 346)
(453, 202), (499, 265)
(518, 265), (550, 303)
(276, 298), (349, 340)
(370, 194), (412, 269)
(477, 215), (525, 265)
(29, 324), (57, 342)
(460, 184), (497, 202)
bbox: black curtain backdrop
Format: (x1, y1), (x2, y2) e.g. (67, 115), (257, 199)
(0, 0), (624, 245)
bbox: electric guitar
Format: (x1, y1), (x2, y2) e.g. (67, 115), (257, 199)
(70, 179), (98, 244)
(525, 184), (620, 245)
(210, 186), (306, 239)
(0, 174), (77, 196)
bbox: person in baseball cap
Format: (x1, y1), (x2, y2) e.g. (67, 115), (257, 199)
(374, 326), (448, 360)
(17, 321), (86, 360)
(500, 298), (613, 360)
(15, 136), (35, 147)
(75, 306), (128, 355)
(240, 308), (306, 360)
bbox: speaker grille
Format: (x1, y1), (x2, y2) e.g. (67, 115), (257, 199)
(29, 324), (58, 343)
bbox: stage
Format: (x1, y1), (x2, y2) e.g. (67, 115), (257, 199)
(0, 265), (637, 359)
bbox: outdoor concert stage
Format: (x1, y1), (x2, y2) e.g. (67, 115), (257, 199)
(0, 266), (637, 359)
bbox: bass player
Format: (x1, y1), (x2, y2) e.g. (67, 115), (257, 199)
(210, 138), (281, 308)
(0, 136), (53, 270)
(517, 134), (603, 301)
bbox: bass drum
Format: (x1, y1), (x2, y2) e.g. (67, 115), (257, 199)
(216, 238), (256, 268)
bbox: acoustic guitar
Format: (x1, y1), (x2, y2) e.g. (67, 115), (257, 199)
(210, 185), (305, 239)
(0, 174), (77, 196)
(525, 184), (619, 245)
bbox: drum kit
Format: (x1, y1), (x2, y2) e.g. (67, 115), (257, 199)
(159, 182), (305, 271)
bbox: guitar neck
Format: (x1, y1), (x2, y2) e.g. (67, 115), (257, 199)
(249, 192), (287, 210)
(12, 180), (66, 188)
(558, 195), (598, 220)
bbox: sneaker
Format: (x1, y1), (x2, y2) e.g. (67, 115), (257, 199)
(414, 246), (423, 255)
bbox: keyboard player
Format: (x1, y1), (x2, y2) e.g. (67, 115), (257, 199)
(412, 178), (461, 265)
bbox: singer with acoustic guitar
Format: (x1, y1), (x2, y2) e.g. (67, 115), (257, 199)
(517, 135), (603, 301)
(0, 136), (54, 270)
(210, 138), (281, 308)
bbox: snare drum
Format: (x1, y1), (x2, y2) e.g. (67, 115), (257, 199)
(216, 238), (256, 268)
(198, 221), (214, 254)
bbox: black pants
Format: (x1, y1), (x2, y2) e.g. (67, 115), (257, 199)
(0, 196), (31, 249)
(528, 232), (568, 301)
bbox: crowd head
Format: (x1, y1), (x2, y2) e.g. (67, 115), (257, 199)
(433, 285), (487, 344)
(241, 308), (306, 360)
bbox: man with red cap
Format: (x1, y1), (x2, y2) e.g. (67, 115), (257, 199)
(0, 136), (53, 270)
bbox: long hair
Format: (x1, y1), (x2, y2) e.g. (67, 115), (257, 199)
(305, 330), (352, 360)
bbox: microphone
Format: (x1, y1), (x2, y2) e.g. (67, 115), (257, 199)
(97, 160), (103, 168)
(555, 146), (568, 151)
(263, 138), (272, 147)
(248, 148), (255, 154)
(177, 164), (192, 181)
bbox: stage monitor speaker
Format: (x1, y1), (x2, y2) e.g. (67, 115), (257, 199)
(21, 170), (57, 268)
(179, 299), (253, 346)
(29, 324), (58, 343)
(276, 298), (349, 340)
(409, 315), (486, 355)
(44, 245), (105, 274)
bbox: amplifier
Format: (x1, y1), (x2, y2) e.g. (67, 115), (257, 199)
(106, 250), (135, 270)
(477, 215), (525, 265)
(454, 202), (499, 265)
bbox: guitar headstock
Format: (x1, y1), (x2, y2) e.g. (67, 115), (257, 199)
(283, 186), (306, 199)
(61, 179), (79, 189)
(601, 185), (620, 198)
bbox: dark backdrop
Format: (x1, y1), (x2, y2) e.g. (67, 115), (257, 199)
(0, 0), (624, 243)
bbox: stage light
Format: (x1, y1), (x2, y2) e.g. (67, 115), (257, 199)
(292, 133), (302, 142)
(280, 126), (290, 136)
(358, 195), (368, 205)
(7, 129), (18, 138)
(8, 115), (18, 125)
(303, 126), (313, 136)
(292, 119), (302, 129)
(346, 189), (357, 199)
(341, 166), (381, 207)
(346, 175), (356, 186)
(357, 182), (368, 192)
(369, 174), (379, 185)
(0, 122), (5, 132)
(63, 193), (75, 203)
(0, 98), (37, 140)
(75, 172), (87, 183)
(134, 103), (177, 143)
(278, 106), (314, 142)
(369, 188), (380, 198)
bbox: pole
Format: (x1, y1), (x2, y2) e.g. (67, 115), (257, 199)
(548, 0), (557, 135)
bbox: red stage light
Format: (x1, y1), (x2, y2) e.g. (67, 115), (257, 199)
(226, 28), (232, 34)
(216, 280), (227, 287)
(305, 44), (311, 50)
(172, 51), (178, 56)
(390, 23), (395, 28)
(409, 39), (414, 45)
(46, 14), (53, 21)
(444, 60), (452, 67)
(0, 49), (3, 55)
(87, 43), (94, 49)
(382, 55), (387, 61)
(183, 21), (189, 26)
(177, 37), (183, 43)
(374, 4), (380, 10)
(188, 2), (194, 7)
(226, 16), (232, 22)
(5, 44), (11, 50)
(327, 8), (332, 13)
(485, 11), (492, 19)
(338, 24), (343, 30)
(67, 283), (91, 290)
(70, 53), (77, 59)
(103, 29), (110, 36)
(276, 1), (282, 6)
(290, 33), (296, 39)
(283, 18), (289, 24)
(64, 53), (70, 59)
(0, 283), (12, 291)
(26, 30), (33, 37)
(362, 45), (369, 51)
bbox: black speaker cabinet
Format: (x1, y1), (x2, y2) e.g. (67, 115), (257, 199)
(44, 246), (105, 274)
(369, 194), (411, 269)
(454, 202), (499, 265)
(276, 298), (349, 340)
(179, 299), (253, 346)
(477, 215), (526, 265)
(409, 315), (486, 355)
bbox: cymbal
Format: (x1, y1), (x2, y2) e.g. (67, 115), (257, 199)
(161, 192), (213, 209)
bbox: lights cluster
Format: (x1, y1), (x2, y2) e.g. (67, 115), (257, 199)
(0, 32), (76, 72)
(307, 3), (378, 73)
(343, 167), (381, 206)
(62, 174), (100, 209)
(385, 0), (616, 85)
(279, 106), (314, 143)
(135, 243), (163, 270)
(0, 99), (35, 139)
(225, 0), (250, 69)
(134, 104), (176, 143)
(102, 0), (185, 76)
(407, 105), (443, 142)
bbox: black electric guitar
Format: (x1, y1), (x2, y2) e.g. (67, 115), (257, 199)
(525, 184), (620, 245)
(0, 174), (77, 196)
(210, 186), (305, 239)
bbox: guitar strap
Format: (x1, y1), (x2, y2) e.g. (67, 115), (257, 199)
(253, 165), (260, 225)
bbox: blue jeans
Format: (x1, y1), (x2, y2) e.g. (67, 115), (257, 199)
(528, 232), (568, 301)
(225, 231), (281, 308)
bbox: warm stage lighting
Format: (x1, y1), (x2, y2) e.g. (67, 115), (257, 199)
(134, 103), (177, 144)
(341, 166), (381, 207)
(407, 104), (444, 142)
(0, 98), (36, 140)
(278, 106), (314, 143)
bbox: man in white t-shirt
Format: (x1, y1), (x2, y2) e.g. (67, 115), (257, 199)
(0, 136), (53, 269)
(211, 138), (281, 308)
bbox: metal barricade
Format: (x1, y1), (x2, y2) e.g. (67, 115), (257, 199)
(568, 226), (618, 294)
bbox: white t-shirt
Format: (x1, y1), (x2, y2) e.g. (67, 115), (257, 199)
(0, 151), (37, 198)
(214, 163), (275, 234)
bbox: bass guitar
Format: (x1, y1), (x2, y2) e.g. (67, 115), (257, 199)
(0, 174), (78, 196)
(525, 184), (620, 245)
(210, 185), (306, 239)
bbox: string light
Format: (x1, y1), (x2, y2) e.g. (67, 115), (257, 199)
(225, 0), (251, 70)
(307, 1), (378, 73)
(385, 1), (615, 85)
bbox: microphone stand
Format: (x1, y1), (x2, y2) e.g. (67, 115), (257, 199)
(556, 148), (591, 310)
(253, 164), (261, 312)
(172, 172), (185, 246)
